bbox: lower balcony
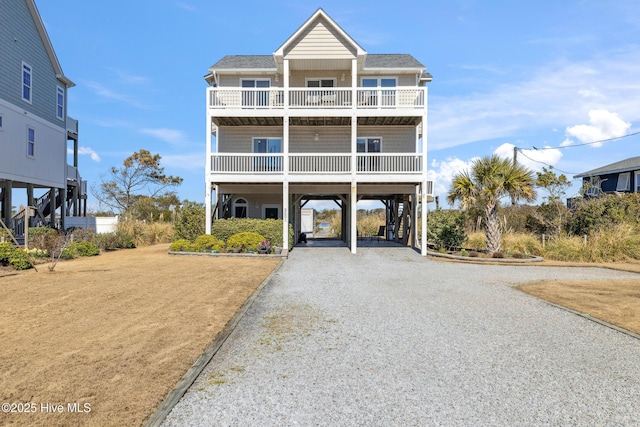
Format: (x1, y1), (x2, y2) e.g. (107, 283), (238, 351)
(210, 153), (431, 188)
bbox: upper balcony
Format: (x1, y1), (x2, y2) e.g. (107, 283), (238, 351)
(208, 86), (426, 117)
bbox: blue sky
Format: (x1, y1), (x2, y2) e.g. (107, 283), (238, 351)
(36, 0), (640, 211)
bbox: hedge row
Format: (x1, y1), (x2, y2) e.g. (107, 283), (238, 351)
(210, 218), (294, 249)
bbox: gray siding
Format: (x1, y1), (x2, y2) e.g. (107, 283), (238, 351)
(290, 126), (350, 153)
(358, 126), (415, 152)
(0, 0), (65, 126)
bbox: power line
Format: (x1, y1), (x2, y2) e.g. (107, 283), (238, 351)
(516, 149), (578, 175)
(524, 130), (640, 151)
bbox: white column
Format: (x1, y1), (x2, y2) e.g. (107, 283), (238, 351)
(282, 181), (289, 254)
(350, 182), (357, 254)
(421, 85), (429, 256)
(205, 110), (213, 234)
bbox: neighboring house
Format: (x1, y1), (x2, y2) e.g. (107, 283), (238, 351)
(574, 156), (640, 197)
(0, 0), (86, 235)
(204, 8), (433, 255)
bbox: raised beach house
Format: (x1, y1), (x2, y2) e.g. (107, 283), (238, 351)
(0, 0), (86, 235)
(204, 8), (433, 254)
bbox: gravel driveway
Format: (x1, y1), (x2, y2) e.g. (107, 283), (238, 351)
(163, 247), (640, 426)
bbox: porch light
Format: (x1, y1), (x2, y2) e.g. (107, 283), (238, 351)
(341, 73), (345, 81)
(275, 73), (279, 82)
(314, 133), (319, 141)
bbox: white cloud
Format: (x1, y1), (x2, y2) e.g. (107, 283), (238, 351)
(83, 80), (150, 109)
(429, 47), (640, 150)
(564, 109), (631, 147)
(139, 128), (186, 145)
(427, 156), (476, 202)
(69, 146), (100, 162)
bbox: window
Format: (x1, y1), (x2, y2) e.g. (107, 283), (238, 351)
(306, 78), (336, 104)
(357, 137), (382, 153)
(253, 137), (282, 171)
(27, 127), (35, 157)
(263, 205), (281, 220)
(22, 62), (32, 103)
(56, 86), (65, 120)
(306, 79), (335, 88)
(360, 77), (396, 106)
(635, 171), (640, 193)
(617, 172), (631, 191)
(0, 114), (3, 130)
(241, 79), (270, 107)
(233, 198), (248, 218)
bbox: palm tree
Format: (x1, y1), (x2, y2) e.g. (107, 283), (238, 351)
(447, 155), (537, 253)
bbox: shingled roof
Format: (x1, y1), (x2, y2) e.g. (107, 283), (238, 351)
(209, 54), (424, 71)
(574, 156), (640, 178)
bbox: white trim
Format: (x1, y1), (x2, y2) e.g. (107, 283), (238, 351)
(635, 171), (640, 193)
(252, 137), (282, 153)
(262, 204), (281, 219)
(239, 78), (271, 87)
(360, 76), (398, 87)
(22, 61), (33, 104)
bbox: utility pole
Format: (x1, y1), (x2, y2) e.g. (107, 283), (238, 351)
(513, 146), (518, 166)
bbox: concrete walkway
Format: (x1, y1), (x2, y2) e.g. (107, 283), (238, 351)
(163, 247), (640, 426)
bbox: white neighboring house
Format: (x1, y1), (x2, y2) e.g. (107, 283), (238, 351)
(204, 8), (433, 254)
(0, 0), (86, 236)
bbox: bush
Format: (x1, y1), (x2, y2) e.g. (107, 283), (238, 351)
(174, 201), (205, 241)
(192, 235), (225, 252)
(0, 242), (32, 270)
(71, 240), (100, 257)
(211, 218), (294, 249)
(566, 194), (640, 236)
(465, 232), (486, 251)
(226, 231), (265, 252)
(96, 231), (136, 251)
(117, 220), (173, 246)
(169, 239), (193, 252)
(427, 209), (467, 250)
(501, 233), (543, 256)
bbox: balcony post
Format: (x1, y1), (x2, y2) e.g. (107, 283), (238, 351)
(205, 114), (213, 234)
(421, 86), (429, 256)
(282, 181), (289, 254)
(350, 181), (357, 254)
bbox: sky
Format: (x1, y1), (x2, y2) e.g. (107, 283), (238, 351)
(34, 0), (640, 212)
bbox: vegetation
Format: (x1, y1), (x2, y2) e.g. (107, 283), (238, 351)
(92, 149), (182, 214)
(427, 209), (466, 250)
(211, 218), (293, 249)
(226, 232), (266, 252)
(447, 155), (537, 254)
(173, 201), (206, 241)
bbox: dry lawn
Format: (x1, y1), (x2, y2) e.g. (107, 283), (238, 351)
(0, 244), (280, 427)
(517, 278), (640, 335)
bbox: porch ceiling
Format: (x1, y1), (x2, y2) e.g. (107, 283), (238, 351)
(214, 116), (421, 126)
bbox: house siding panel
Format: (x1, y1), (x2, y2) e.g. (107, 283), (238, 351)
(218, 126), (284, 153)
(0, 0), (63, 126)
(358, 126), (415, 152)
(285, 19), (356, 59)
(290, 71), (351, 88)
(290, 126), (350, 153)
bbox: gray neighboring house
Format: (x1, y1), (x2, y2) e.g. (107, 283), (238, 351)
(574, 156), (640, 197)
(204, 8), (434, 255)
(0, 0), (86, 235)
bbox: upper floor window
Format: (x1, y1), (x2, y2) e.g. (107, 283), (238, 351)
(361, 77), (396, 88)
(27, 126), (35, 157)
(241, 79), (270, 107)
(253, 137), (282, 153)
(56, 86), (65, 120)
(22, 62), (32, 103)
(306, 78), (335, 88)
(357, 137), (382, 153)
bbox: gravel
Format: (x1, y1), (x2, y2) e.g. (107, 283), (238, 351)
(162, 247), (640, 426)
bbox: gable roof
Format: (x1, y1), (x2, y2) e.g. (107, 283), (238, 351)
(364, 54), (424, 69)
(574, 156), (640, 178)
(274, 8), (365, 58)
(25, 0), (74, 87)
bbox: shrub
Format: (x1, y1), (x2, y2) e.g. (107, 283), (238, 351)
(501, 232), (543, 256)
(427, 209), (466, 250)
(174, 201), (205, 241)
(465, 232), (485, 251)
(491, 252), (505, 258)
(211, 218), (294, 249)
(117, 220), (172, 246)
(169, 239), (194, 252)
(0, 242), (33, 270)
(226, 231), (265, 252)
(192, 235), (225, 252)
(71, 240), (100, 257)
(97, 231), (136, 251)
(566, 194), (640, 236)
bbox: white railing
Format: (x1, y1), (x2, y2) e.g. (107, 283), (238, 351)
(356, 88), (425, 108)
(211, 154), (284, 173)
(209, 88), (285, 109)
(66, 116), (78, 134)
(66, 164), (78, 181)
(356, 154), (423, 173)
(289, 154), (351, 173)
(207, 87), (425, 110)
(289, 89), (352, 108)
(211, 153), (424, 174)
